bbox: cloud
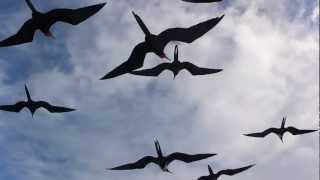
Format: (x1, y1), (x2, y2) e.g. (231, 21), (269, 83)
(0, 0), (318, 180)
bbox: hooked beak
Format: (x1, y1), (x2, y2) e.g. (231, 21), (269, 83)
(160, 54), (171, 61)
(45, 31), (55, 39)
(164, 169), (173, 174)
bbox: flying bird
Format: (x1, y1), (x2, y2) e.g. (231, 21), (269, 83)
(0, 0), (106, 47)
(100, 12), (224, 80)
(198, 164), (254, 180)
(243, 117), (318, 142)
(130, 45), (222, 78)
(182, 0), (223, 3)
(109, 139), (216, 173)
(0, 85), (75, 116)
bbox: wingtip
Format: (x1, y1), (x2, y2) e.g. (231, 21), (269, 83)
(220, 14), (225, 19)
(132, 11), (137, 16)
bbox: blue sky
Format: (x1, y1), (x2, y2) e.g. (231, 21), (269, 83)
(0, 0), (318, 180)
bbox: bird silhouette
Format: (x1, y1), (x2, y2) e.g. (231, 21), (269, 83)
(130, 45), (222, 78)
(182, 0), (223, 3)
(0, 0), (106, 47)
(198, 164), (254, 180)
(243, 117), (318, 142)
(109, 139), (216, 173)
(0, 84), (75, 116)
(100, 12), (224, 80)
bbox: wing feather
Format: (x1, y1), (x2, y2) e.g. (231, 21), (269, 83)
(167, 152), (216, 164)
(286, 127), (318, 135)
(110, 156), (157, 170)
(158, 15), (224, 47)
(130, 63), (172, 77)
(0, 19), (37, 47)
(46, 3), (106, 26)
(217, 164), (254, 177)
(35, 101), (75, 113)
(182, 62), (222, 75)
(0, 101), (27, 112)
(243, 128), (279, 138)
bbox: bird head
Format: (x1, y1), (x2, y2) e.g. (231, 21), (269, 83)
(163, 167), (172, 174)
(44, 31), (55, 39)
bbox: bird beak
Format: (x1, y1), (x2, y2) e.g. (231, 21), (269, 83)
(160, 54), (171, 61)
(166, 169), (173, 174)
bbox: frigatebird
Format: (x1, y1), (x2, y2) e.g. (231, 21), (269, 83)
(130, 45), (222, 78)
(243, 117), (318, 142)
(100, 12), (224, 80)
(109, 139), (216, 173)
(0, 0), (106, 47)
(182, 0), (223, 3)
(198, 164), (254, 180)
(0, 85), (75, 116)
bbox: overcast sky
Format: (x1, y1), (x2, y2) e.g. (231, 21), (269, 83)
(0, 0), (318, 180)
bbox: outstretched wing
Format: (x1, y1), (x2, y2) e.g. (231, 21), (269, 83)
(110, 156), (157, 170)
(0, 19), (37, 47)
(243, 128), (279, 138)
(217, 164), (254, 177)
(182, 0), (222, 2)
(182, 62), (222, 75)
(130, 63), (172, 77)
(100, 42), (151, 80)
(158, 15), (224, 47)
(0, 101), (27, 112)
(286, 127), (318, 135)
(167, 152), (216, 164)
(46, 3), (106, 26)
(35, 101), (75, 113)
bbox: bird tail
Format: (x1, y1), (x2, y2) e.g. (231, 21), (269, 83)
(24, 84), (32, 101)
(208, 165), (214, 175)
(132, 11), (151, 36)
(25, 0), (37, 13)
(174, 45), (179, 62)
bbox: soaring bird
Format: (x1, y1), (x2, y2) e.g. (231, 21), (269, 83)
(243, 117), (318, 142)
(0, 85), (75, 116)
(0, 0), (106, 47)
(198, 164), (254, 180)
(109, 139), (216, 173)
(182, 0), (223, 3)
(130, 45), (222, 78)
(100, 12), (224, 80)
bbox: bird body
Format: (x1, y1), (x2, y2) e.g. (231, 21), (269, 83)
(198, 164), (254, 180)
(0, 0), (106, 47)
(130, 45), (223, 78)
(100, 12), (224, 79)
(0, 85), (75, 116)
(110, 140), (216, 172)
(244, 117), (318, 142)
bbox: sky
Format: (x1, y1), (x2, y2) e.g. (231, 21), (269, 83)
(0, 0), (318, 180)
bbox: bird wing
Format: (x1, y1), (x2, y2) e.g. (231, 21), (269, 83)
(0, 101), (27, 112)
(0, 19), (37, 47)
(167, 152), (216, 164)
(286, 127), (318, 135)
(110, 156), (157, 170)
(217, 164), (254, 177)
(46, 3), (106, 26)
(35, 101), (75, 113)
(130, 63), (172, 77)
(181, 62), (223, 75)
(100, 42), (151, 80)
(157, 15), (224, 47)
(243, 128), (279, 138)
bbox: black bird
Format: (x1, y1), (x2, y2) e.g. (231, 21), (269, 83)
(131, 45), (222, 78)
(0, 0), (106, 47)
(198, 164), (254, 180)
(243, 117), (319, 142)
(182, 0), (223, 3)
(0, 85), (75, 116)
(100, 12), (224, 80)
(109, 139), (216, 173)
